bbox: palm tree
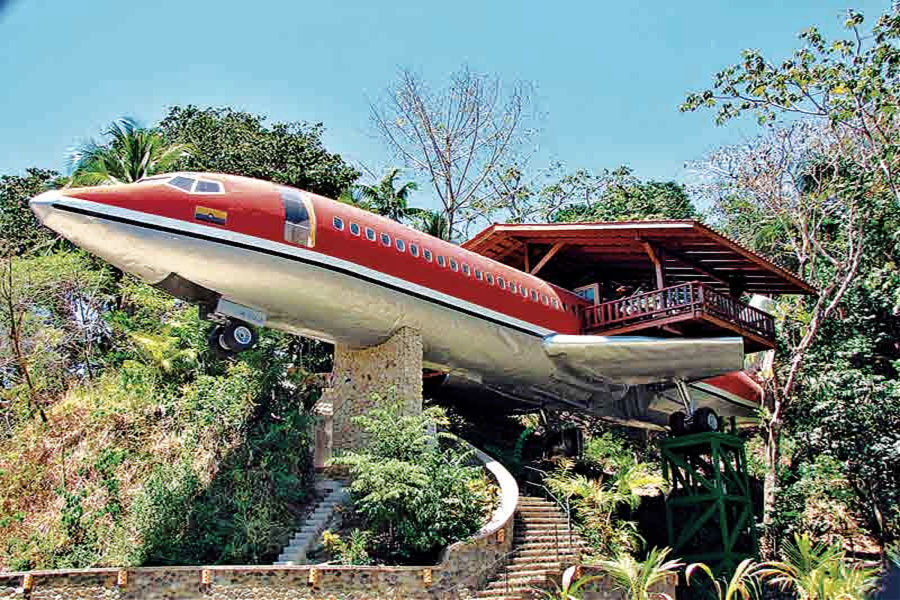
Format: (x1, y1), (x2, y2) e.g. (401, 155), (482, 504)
(357, 168), (423, 222)
(593, 547), (682, 600)
(68, 118), (193, 186)
(759, 533), (880, 600)
(686, 558), (764, 600)
(415, 210), (450, 241)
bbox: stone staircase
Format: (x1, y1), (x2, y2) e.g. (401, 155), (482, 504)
(475, 495), (586, 599)
(275, 479), (347, 565)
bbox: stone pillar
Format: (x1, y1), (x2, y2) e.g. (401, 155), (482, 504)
(324, 327), (423, 454)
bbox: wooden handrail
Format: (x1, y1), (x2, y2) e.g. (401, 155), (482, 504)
(580, 282), (775, 342)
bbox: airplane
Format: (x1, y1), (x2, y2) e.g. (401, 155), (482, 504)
(30, 172), (765, 432)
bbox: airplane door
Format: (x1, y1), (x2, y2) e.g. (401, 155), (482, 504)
(282, 190), (316, 248)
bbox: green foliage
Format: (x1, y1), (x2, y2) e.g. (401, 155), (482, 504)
(758, 532), (880, 600)
(349, 167), (425, 223)
(554, 168), (695, 223)
(0, 168), (67, 255)
(322, 529), (373, 566)
(332, 397), (491, 564)
(545, 433), (667, 557)
(686, 558), (764, 600)
(592, 546), (682, 600)
(69, 118), (194, 186)
(159, 105), (360, 199)
(539, 565), (605, 600)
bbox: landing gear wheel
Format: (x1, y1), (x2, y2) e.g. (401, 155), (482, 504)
(669, 411), (688, 436)
(220, 321), (258, 353)
(208, 325), (236, 360)
(691, 407), (721, 433)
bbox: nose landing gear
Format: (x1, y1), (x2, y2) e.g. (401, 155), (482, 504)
(208, 320), (259, 358)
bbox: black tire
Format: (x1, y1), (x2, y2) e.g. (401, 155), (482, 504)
(669, 411), (688, 435)
(692, 407), (720, 433)
(208, 325), (236, 360)
(220, 321), (258, 353)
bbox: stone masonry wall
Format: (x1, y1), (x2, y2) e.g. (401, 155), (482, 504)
(326, 327), (423, 453)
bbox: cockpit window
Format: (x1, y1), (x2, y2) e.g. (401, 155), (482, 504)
(168, 176), (196, 192)
(195, 180), (223, 193)
(282, 190), (316, 247)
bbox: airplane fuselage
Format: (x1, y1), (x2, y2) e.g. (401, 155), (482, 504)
(31, 173), (756, 427)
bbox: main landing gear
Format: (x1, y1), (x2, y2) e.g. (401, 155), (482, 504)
(208, 320), (259, 359)
(668, 377), (722, 435)
(669, 406), (722, 435)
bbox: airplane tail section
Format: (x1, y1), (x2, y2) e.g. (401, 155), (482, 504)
(542, 334), (744, 386)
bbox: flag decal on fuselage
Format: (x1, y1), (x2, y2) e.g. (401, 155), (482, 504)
(195, 206), (227, 225)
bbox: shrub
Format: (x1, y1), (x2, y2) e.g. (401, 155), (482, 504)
(332, 397), (491, 564)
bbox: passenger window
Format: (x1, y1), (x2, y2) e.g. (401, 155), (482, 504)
(541, 294), (549, 305)
(475, 270), (483, 281)
(409, 243), (419, 257)
(554, 299), (561, 310)
(462, 264), (470, 276)
(366, 227), (376, 241)
(497, 277), (506, 289)
(195, 180), (223, 193)
(282, 190), (315, 247)
(520, 285), (528, 298)
(450, 259), (458, 272)
(381, 233), (391, 247)
(168, 176), (196, 192)
(424, 249), (433, 262)
(350, 222), (361, 236)
(486, 273), (494, 285)
(509, 283), (518, 294)
(396, 239), (405, 252)
(531, 290), (539, 301)
(333, 216), (344, 230)
(438, 256), (446, 267)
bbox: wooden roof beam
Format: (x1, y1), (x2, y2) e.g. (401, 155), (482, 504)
(530, 242), (565, 275)
(664, 247), (732, 289)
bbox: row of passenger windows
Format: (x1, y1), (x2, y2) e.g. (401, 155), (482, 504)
(332, 216), (563, 310)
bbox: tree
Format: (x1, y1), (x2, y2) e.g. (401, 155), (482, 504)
(159, 105), (359, 199)
(69, 118), (193, 186)
(690, 122), (878, 552)
(0, 168), (66, 255)
(759, 533), (880, 600)
(370, 66), (534, 239)
(356, 168), (423, 222)
(680, 7), (900, 206)
(414, 210), (450, 241)
(0, 253), (110, 423)
(593, 547), (682, 600)
(554, 167), (695, 223)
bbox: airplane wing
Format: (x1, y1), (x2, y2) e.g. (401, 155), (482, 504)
(542, 334), (744, 386)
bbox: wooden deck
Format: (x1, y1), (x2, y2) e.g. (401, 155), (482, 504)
(580, 282), (775, 352)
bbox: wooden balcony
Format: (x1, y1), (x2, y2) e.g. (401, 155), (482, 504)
(580, 282), (775, 352)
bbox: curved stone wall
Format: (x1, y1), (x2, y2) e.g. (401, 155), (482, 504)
(0, 446), (519, 600)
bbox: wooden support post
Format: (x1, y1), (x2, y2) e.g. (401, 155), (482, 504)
(642, 242), (666, 289)
(530, 242), (565, 275)
(523, 242), (530, 272)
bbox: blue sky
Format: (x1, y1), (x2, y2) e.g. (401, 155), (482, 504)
(1, 0), (890, 199)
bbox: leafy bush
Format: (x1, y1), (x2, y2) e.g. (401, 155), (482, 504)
(545, 433), (667, 558)
(332, 397), (492, 564)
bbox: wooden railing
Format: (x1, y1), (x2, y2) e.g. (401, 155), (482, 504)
(580, 281), (775, 342)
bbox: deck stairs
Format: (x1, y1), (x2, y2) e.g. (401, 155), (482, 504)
(275, 478), (347, 565)
(475, 495), (586, 599)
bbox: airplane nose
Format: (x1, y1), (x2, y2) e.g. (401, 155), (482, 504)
(29, 190), (64, 223)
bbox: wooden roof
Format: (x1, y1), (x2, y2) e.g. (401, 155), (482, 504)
(462, 220), (815, 295)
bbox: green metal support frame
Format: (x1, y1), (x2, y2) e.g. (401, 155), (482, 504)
(660, 432), (758, 574)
